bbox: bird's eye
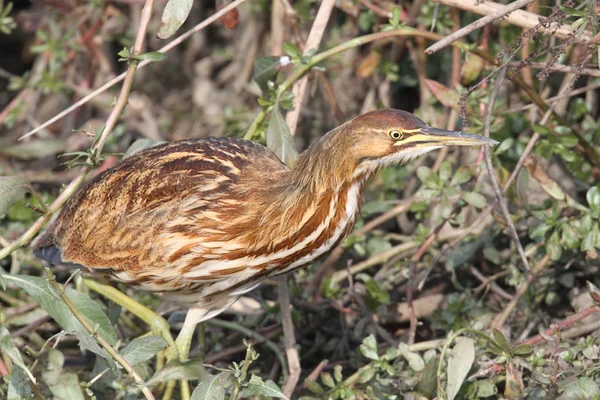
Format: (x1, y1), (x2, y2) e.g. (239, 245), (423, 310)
(388, 130), (403, 140)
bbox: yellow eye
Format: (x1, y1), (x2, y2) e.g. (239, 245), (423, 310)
(389, 130), (403, 140)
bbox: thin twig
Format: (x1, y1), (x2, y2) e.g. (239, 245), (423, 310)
(517, 305), (600, 347)
(483, 66), (531, 271)
(426, 0), (535, 54)
(285, 0), (336, 137)
(275, 275), (301, 397)
(19, 0), (248, 141)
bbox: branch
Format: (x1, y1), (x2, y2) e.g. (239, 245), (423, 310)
(482, 66), (531, 271)
(275, 276), (301, 397)
(425, 0), (535, 54)
(285, 0), (336, 137)
(431, 0), (592, 42)
(45, 270), (155, 400)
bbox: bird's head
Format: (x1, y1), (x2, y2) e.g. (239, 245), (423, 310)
(337, 109), (497, 176)
(290, 108), (498, 190)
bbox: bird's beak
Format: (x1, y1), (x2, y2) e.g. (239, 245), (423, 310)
(393, 126), (499, 147)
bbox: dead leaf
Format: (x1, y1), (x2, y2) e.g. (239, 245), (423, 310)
(357, 51), (381, 79)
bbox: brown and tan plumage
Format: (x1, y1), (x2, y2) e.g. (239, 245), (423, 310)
(33, 109), (496, 354)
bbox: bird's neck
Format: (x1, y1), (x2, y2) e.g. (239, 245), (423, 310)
(250, 130), (373, 264)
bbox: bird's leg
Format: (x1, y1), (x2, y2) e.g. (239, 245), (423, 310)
(83, 278), (179, 361)
(174, 308), (207, 361)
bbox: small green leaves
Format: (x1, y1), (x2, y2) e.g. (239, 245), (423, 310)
(0, 176), (32, 218)
(118, 47), (167, 64)
(381, 6), (404, 31)
(158, 0), (193, 39)
(359, 334), (379, 360)
(0, 1), (17, 35)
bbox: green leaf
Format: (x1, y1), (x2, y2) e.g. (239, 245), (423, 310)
(581, 222), (600, 251)
(0, 176), (32, 218)
(125, 139), (165, 158)
(512, 344), (533, 357)
(121, 336), (168, 366)
(253, 56), (282, 93)
(333, 364), (343, 382)
(492, 329), (511, 353)
(359, 334), (379, 360)
(446, 337), (475, 400)
(475, 379), (498, 398)
(42, 349), (85, 400)
(191, 373), (231, 400)
(0, 324), (36, 383)
(449, 166), (472, 187)
(463, 192), (487, 208)
(494, 138), (514, 155)
(546, 231), (563, 261)
(561, 223), (580, 249)
(146, 359), (206, 386)
(0, 138), (66, 160)
(587, 187), (600, 210)
(561, 377), (600, 400)
(399, 342), (425, 372)
(240, 374), (289, 399)
(131, 51), (167, 62)
(266, 104), (298, 167)
(559, 5), (586, 16)
(7, 362), (31, 400)
(439, 161), (452, 182)
(357, 366), (376, 384)
(0, 275), (118, 346)
(320, 372), (335, 389)
(157, 0), (193, 39)
(283, 42), (301, 59)
(531, 124), (551, 136)
(304, 379), (325, 395)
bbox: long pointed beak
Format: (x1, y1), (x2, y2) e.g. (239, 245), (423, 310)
(417, 126), (499, 146)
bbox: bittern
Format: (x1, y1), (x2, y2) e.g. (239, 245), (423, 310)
(32, 109), (497, 359)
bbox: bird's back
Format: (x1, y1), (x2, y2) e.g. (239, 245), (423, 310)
(34, 137), (290, 303)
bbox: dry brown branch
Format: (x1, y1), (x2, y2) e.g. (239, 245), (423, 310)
(431, 0), (591, 42)
(425, 0), (535, 54)
(19, 0), (249, 141)
(285, 0), (336, 137)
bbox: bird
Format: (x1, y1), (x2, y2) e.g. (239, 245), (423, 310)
(32, 108), (497, 359)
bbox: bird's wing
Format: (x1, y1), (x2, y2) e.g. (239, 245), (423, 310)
(33, 138), (288, 290)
